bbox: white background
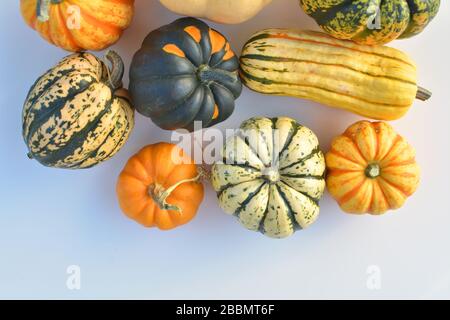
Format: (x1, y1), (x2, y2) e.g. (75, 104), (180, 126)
(0, 0), (449, 299)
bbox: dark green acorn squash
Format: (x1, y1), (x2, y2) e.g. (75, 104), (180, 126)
(129, 17), (242, 132)
(299, 0), (441, 45)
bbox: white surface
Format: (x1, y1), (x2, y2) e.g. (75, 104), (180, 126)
(0, 0), (449, 299)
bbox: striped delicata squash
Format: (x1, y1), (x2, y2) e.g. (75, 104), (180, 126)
(23, 51), (134, 169)
(211, 116), (326, 239)
(240, 29), (432, 121)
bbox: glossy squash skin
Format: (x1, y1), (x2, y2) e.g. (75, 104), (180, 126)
(159, 0), (272, 24)
(211, 117), (326, 239)
(326, 121), (420, 215)
(116, 143), (204, 230)
(20, 0), (135, 52)
(299, 0), (441, 45)
(129, 17), (242, 132)
(23, 51), (134, 169)
(240, 29), (431, 121)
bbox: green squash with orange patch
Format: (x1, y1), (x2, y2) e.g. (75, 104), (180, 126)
(129, 18), (242, 131)
(299, 0), (441, 45)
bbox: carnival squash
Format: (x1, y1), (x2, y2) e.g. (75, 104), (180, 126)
(159, 0), (272, 24)
(116, 143), (204, 230)
(129, 17), (242, 132)
(326, 121), (420, 215)
(20, 0), (135, 52)
(240, 29), (431, 121)
(211, 117), (326, 238)
(299, 0), (440, 45)
(23, 51), (134, 169)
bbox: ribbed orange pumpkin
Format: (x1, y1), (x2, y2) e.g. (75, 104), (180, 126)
(326, 121), (420, 215)
(116, 143), (204, 230)
(20, 0), (134, 52)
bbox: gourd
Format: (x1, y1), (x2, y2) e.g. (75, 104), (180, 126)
(211, 116), (326, 239)
(326, 121), (420, 215)
(116, 143), (204, 230)
(23, 51), (134, 169)
(299, 0), (441, 45)
(159, 0), (272, 24)
(20, 0), (135, 52)
(129, 17), (242, 132)
(240, 29), (432, 121)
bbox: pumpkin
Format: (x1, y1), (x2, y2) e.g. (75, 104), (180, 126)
(23, 51), (134, 169)
(129, 17), (242, 132)
(299, 0), (441, 45)
(20, 0), (135, 52)
(211, 117), (326, 238)
(116, 143), (204, 230)
(159, 0), (272, 24)
(240, 29), (432, 121)
(326, 121), (420, 215)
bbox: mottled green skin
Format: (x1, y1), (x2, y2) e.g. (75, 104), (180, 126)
(22, 53), (135, 169)
(300, 0), (440, 45)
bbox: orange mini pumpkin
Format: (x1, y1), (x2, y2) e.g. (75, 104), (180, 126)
(326, 121), (420, 215)
(20, 0), (135, 52)
(116, 143), (204, 230)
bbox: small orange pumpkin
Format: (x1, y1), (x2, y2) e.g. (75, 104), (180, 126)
(326, 121), (420, 215)
(116, 143), (204, 230)
(20, 0), (135, 52)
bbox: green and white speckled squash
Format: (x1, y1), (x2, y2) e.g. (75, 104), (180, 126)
(211, 117), (326, 239)
(299, 0), (441, 45)
(23, 51), (134, 169)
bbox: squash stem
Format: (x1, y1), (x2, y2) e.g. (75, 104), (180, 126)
(365, 163), (381, 179)
(416, 86), (432, 101)
(37, 0), (62, 22)
(197, 64), (236, 84)
(148, 168), (205, 212)
(103, 50), (124, 91)
(262, 167), (280, 183)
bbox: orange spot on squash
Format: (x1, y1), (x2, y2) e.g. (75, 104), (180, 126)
(184, 26), (202, 43)
(212, 105), (219, 120)
(222, 42), (235, 60)
(163, 44), (186, 58)
(223, 50), (235, 61)
(209, 29), (226, 54)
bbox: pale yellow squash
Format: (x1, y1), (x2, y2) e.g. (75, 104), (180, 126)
(159, 0), (272, 24)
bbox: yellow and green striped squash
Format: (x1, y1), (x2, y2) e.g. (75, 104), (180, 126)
(211, 117), (326, 239)
(240, 29), (431, 121)
(299, 0), (441, 45)
(23, 51), (134, 169)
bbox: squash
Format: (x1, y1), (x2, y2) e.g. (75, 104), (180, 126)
(211, 116), (326, 238)
(299, 0), (441, 45)
(23, 51), (134, 169)
(20, 0), (135, 52)
(326, 121), (420, 215)
(129, 17), (242, 132)
(159, 0), (272, 24)
(116, 143), (204, 230)
(240, 29), (432, 121)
